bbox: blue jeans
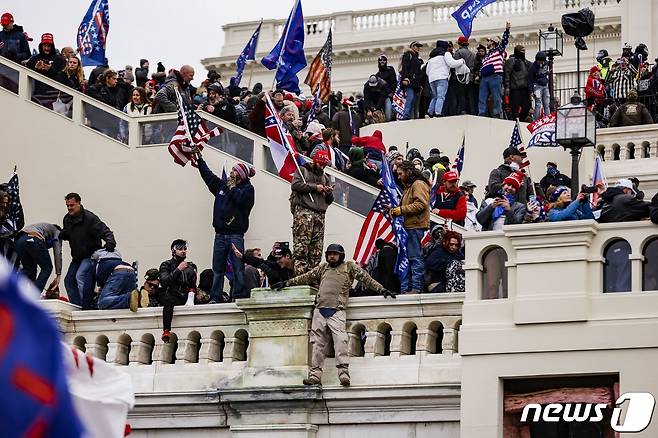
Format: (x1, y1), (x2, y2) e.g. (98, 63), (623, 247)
(478, 74), (503, 117)
(98, 270), (136, 310)
(428, 79), (449, 116)
(533, 84), (551, 120)
(403, 87), (416, 119)
(211, 233), (246, 302)
(64, 258), (95, 309)
(14, 234), (53, 293)
(400, 229), (426, 293)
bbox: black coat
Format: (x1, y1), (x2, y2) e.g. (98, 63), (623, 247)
(26, 44), (66, 81)
(57, 71), (84, 92)
(159, 257), (197, 300)
(650, 192), (658, 225)
(86, 82), (119, 109)
(425, 246), (464, 293)
(61, 207), (116, 261)
(598, 187), (650, 223)
(539, 171), (572, 193)
(346, 164), (379, 187)
(243, 253), (294, 285)
(372, 244), (400, 293)
(400, 49), (423, 91)
(0, 25), (31, 62)
(376, 65), (397, 95)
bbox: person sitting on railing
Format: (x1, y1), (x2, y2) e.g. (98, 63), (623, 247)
(160, 239), (197, 343)
(140, 268), (162, 308)
(153, 64), (195, 113)
(609, 89), (653, 127)
(546, 186), (595, 222)
(424, 230), (464, 293)
(597, 179), (650, 223)
(200, 83), (236, 125)
(57, 55), (85, 93)
(93, 248), (141, 312)
(477, 171), (528, 231)
(0, 12), (31, 63)
(25, 33), (65, 82)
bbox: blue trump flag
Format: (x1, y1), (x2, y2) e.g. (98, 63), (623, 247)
(234, 21), (262, 86)
(76, 0), (110, 67)
(0, 260), (85, 437)
(451, 0), (496, 38)
(261, 0), (307, 94)
(380, 154), (409, 283)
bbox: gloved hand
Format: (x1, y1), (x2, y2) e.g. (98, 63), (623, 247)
(271, 281), (287, 291)
(382, 289), (397, 299)
(104, 243), (116, 252)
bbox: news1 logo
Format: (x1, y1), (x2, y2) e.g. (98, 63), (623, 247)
(520, 392), (656, 432)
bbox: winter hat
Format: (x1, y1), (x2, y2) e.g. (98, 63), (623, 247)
(232, 162), (256, 181)
(378, 54), (388, 62)
(535, 51), (547, 61)
(367, 75), (378, 86)
(549, 185), (569, 203)
(1, 12), (13, 26)
(311, 149), (331, 166)
(457, 36), (469, 46)
(429, 148), (441, 156)
(503, 171), (524, 191)
(144, 268), (159, 281)
(589, 65), (600, 75)
(140, 59), (148, 68)
(341, 97), (354, 107)
(40, 33), (54, 45)
(157, 62), (165, 73)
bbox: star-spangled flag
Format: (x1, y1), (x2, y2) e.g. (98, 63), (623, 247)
(451, 0), (497, 38)
(452, 137), (465, 176)
(306, 86), (321, 127)
(234, 21), (262, 86)
(304, 29), (332, 102)
(264, 93), (301, 182)
(76, 0), (110, 67)
(5, 172), (24, 233)
(509, 120), (530, 169)
(168, 89), (222, 167)
(392, 76), (406, 120)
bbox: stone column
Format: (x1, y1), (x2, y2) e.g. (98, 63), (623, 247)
(236, 286), (316, 387)
(129, 340), (154, 365)
(175, 337), (199, 364)
(198, 337), (223, 364)
(363, 331), (384, 357)
(84, 342), (108, 361)
(441, 328), (456, 355)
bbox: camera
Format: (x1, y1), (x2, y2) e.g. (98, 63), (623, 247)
(581, 184), (598, 194)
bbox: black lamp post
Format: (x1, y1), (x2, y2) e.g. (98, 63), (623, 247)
(539, 25), (563, 110)
(555, 95), (596, 194)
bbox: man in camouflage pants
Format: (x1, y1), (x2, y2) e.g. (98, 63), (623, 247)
(272, 244), (396, 386)
(290, 149), (334, 275)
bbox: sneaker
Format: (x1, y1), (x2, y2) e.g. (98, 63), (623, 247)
(139, 290), (150, 308)
(303, 376), (321, 385)
(339, 374), (351, 387)
(162, 330), (171, 343)
(129, 289), (139, 312)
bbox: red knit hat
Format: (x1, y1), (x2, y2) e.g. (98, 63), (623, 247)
(40, 33), (54, 45)
(503, 171), (524, 191)
(232, 162), (256, 181)
(457, 36), (469, 46)
(312, 149), (331, 166)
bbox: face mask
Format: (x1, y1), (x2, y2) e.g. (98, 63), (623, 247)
(548, 167), (559, 176)
(509, 162), (520, 171)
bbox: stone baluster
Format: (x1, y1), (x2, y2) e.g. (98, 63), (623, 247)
(152, 338), (176, 365)
(604, 144), (614, 161)
(175, 337), (200, 364)
(347, 331), (365, 357)
(650, 141), (658, 159)
(106, 341), (130, 365)
(415, 329), (435, 356)
(364, 331), (384, 358)
(84, 342), (108, 361)
(441, 328), (456, 355)
(620, 143), (629, 160)
(222, 337), (246, 364)
(198, 337), (223, 364)
(389, 330), (411, 358)
(129, 340), (154, 365)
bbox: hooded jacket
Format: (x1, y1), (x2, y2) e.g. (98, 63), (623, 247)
(0, 24), (30, 62)
(135, 59), (149, 87)
(527, 58), (550, 90)
(351, 130), (386, 155)
(290, 163), (334, 213)
(400, 48), (423, 90)
(61, 207), (116, 261)
(25, 42), (66, 81)
(598, 187), (650, 223)
(154, 70), (192, 113)
(363, 77), (388, 111)
(504, 48), (531, 90)
(426, 41), (465, 83)
(376, 64), (397, 95)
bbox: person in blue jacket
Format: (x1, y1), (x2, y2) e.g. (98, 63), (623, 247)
(547, 186), (595, 222)
(195, 150), (255, 303)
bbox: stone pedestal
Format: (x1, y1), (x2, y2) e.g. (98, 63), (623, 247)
(236, 286), (316, 387)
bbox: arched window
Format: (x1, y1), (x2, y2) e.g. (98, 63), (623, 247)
(603, 240), (631, 293)
(643, 238), (658, 291)
(482, 247), (508, 299)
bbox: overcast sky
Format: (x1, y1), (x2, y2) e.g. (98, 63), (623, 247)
(4, 0), (409, 83)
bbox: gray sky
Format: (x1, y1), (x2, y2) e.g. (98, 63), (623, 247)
(4, 0), (409, 84)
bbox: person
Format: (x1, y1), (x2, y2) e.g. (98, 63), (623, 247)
(431, 171), (467, 226)
(196, 152), (255, 303)
(539, 162), (571, 194)
(487, 146), (532, 204)
(504, 45), (531, 121)
(202, 83), (236, 124)
(94, 249), (141, 312)
(400, 41), (424, 119)
(86, 69), (120, 109)
(453, 36), (477, 116)
(528, 51), (550, 120)
(332, 99), (361, 156)
(650, 192), (658, 225)
(153, 65), (195, 113)
(477, 172), (527, 231)
(60, 193), (116, 309)
(88, 59), (109, 87)
(14, 223), (62, 293)
(271, 244), (396, 386)
(389, 161), (430, 294)
(310, 129), (346, 171)
(596, 49), (613, 81)
(0, 190), (20, 269)
(460, 180), (481, 232)
(585, 66), (607, 115)
(0, 12), (30, 63)
(363, 74), (388, 115)
(375, 54), (397, 121)
(25, 33), (66, 82)
(346, 147), (379, 187)
(547, 186), (595, 222)
(598, 179), (650, 223)
(290, 150), (334, 275)
(424, 230), (464, 293)
(426, 40), (465, 117)
(242, 248), (263, 295)
(159, 239), (197, 343)
(140, 268), (162, 308)
(57, 55), (85, 92)
(238, 243), (295, 286)
(608, 57), (637, 104)
(629, 177), (645, 201)
(135, 59), (149, 88)
(120, 87), (152, 141)
(479, 22), (510, 118)
(609, 89), (653, 127)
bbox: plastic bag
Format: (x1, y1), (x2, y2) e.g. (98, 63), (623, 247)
(561, 8), (595, 38)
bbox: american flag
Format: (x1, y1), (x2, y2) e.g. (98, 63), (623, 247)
(304, 29), (332, 102)
(392, 76), (406, 120)
(509, 120), (529, 169)
(168, 89), (222, 167)
(5, 173), (24, 232)
(306, 86), (321, 125)
(452, 137), (465, 176)
(76, 0), (110, 67)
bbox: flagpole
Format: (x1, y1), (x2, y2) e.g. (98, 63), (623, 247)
(248, 60), (255, 89)
(272, 0), (300, 92)
(247, 19), (263, 90)
(516, 118), (536, 197)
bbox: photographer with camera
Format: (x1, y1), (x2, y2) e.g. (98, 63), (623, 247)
(477, 171), (528, 231)
(546, 186), (595, 222)
(159, 239), (197, 343)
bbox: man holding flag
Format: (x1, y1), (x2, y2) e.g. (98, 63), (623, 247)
(486, 123), (533, 203)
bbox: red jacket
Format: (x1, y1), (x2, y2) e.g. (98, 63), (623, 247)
(432, 187), (467, 224)
(351, 130), (386, 154)
(585, 75), (606, 108)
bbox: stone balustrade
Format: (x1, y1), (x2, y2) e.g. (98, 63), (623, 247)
(596, 124), (658, 161)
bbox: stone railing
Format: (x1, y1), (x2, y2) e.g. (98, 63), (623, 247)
(595, 124), (658, 161)
(555, 0), (621, 10)
(433, 0), (534, 23)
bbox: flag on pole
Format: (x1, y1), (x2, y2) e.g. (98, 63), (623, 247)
(168, 89), (222, 167)
(451, 0), (497, 38)
(452, 137), (465, 176)
(527, 112), (557, 148)
(234, 21), (262, 86)
(5, 172), (24, 233)
(304, 29), (332, 102)
(392, 76), (407, 120)
(261, 0), (307, 94)
(509, 120), (529, 169)
(591, 152), (606, 208)
(264, 94), (300, 182)
(76, 0), (110, 67)
(354, 157), (409, 282)
(306, 86), (321, 125)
